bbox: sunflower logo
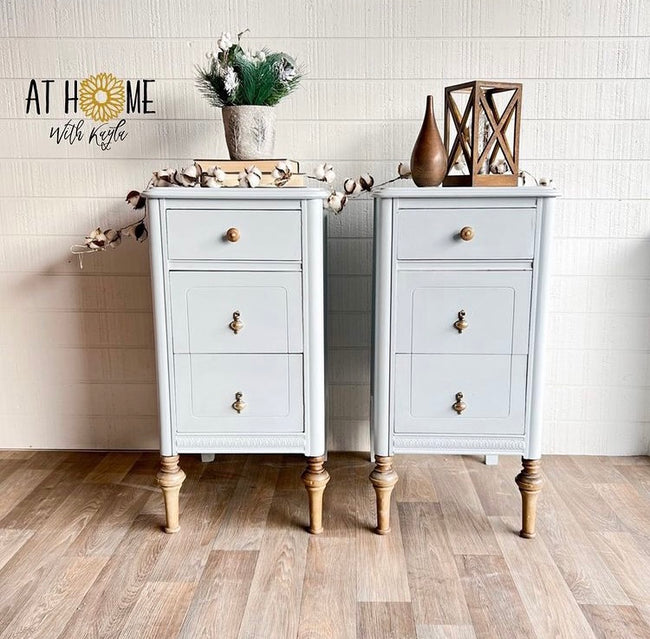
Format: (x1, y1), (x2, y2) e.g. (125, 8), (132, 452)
(79, 72), (125, 122)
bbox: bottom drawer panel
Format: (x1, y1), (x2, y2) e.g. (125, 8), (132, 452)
(394, 354), (527, 436)
(174, 354), (303, 433)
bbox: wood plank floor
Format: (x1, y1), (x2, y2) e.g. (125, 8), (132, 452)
(0, 452), (649, 639)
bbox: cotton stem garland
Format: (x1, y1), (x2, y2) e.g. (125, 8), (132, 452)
(70, 160), (551, 267)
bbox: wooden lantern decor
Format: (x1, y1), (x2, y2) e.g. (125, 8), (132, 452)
(443, 81), (522, 187)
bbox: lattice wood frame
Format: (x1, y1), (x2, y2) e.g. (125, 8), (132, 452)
(443, 81), (522, 187)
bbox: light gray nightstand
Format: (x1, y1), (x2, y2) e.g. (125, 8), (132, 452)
(146, 187), (328, 534)
(370, 186), (559, 537)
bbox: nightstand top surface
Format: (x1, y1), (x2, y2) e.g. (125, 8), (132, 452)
(145, 187), (328, 200)
(373, 186), (560, 198)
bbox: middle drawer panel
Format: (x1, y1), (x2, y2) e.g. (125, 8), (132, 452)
(394, 270), (532, 355)
(170, 271), (303, 353)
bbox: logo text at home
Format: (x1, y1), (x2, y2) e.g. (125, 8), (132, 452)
(25, 73), (155, 151)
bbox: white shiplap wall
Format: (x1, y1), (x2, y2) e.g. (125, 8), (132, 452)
(1, 0), (649, 454)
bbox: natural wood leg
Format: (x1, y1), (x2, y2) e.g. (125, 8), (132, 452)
(515, 457), (543, 539)
(369, 455), (398, 535)
(301, 456), (330, 535)
(156, 454), (186, 534)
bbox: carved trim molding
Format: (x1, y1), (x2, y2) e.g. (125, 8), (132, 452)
(392, 435), (525, 452)
(176, 434), (306, 451)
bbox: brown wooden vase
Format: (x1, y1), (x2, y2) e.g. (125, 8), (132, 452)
(410, 95), (448, 187)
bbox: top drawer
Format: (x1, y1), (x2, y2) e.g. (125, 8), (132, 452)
(166, 209), (302, 261)
(396, 208), (535, 260)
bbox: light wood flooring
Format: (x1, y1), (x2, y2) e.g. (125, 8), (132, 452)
(0, 451), (649, 639)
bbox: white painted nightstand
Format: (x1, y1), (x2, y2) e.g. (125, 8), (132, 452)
(370, 186), (559, 537)
(146, 187), (328, 534)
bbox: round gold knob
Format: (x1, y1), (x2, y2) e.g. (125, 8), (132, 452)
(232, 391), (246, 413)
(226, 227), (240, 242)
(229, 311), (244, 334)
(454, 310), (468, 333)
(452, 392), (466, 414)
(459, 226), (475, 241)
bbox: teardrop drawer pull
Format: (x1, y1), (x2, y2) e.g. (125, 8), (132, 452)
(229, 311), (244, 334)
(454, 310), (468, 333)
(452, 392), (466, 414)
(232, 392), (246, 413)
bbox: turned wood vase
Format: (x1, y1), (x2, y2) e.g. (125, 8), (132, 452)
(410, 95), (448, 187)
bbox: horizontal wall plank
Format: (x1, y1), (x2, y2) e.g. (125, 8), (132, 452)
(0, 381), (157, 417)
(327, 350), (370, 384)
(327, 276), (372, 312)
(545, 386), (650, 422)
(0, 236), (150, 274)
(0, 414), (159, 449)
(2, 1), (649, 39)
(0, 311), (154, 348)
(327, 313), (371, 349)
(547, 349), (649, 388)
(543, 421), (650, 455)
(2, 36), (649, 79)
(550, 276), (650, 314)
(0, 346), (156, 383)
(0, 274), (151, 311)
(328, 385), (370, 419)
(547, 313), (650, 351)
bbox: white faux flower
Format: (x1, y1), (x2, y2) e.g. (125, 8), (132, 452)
(489, 159), (508, 174)
(276, 57), (296, 83)
(398, 162), (411, 178)
(359, 173), (374, 191)
(343, 178), (361, 195)
(326, 191), (347, 214)
(201, 166), (226, 188)
(212, 167), (227, 183)
(85, 227), (108, 250)
(176, 162), (202, 187)
(238, 165), (262, 188)
(151, 168), (176, 187)
(223, 66), (239, 95)
(313, 163), (335, 184)
(272, 160), (293, 186)
(125, 190), (145, 209)
(217, 32), (233, 52)
(244, 49), (267, 64)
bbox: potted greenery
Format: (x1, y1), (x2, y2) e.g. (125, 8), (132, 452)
(196, 30), (302, 160)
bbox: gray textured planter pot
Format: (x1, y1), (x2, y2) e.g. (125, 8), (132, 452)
(221, 105), (276, 160)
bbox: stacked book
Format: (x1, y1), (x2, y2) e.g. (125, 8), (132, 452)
(194, 159), (306, 187)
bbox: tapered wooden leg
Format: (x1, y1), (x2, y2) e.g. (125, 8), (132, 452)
(515, 457), (543, 539)
(301, 456), (330, 534)
(369, 455), (398, 535)
(156, 455), (186, 534)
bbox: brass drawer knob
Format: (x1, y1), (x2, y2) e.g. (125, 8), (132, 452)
(459, 226), (475, 241)
(232, 392), (246, 413)
(452, 392), (466, 414)
(454, 310), (468, 333)
(229, 311), (244, 334)
(226, 227), (240, 242)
